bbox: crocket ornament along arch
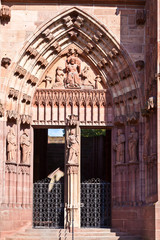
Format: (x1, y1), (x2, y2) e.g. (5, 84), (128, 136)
(6, 7), (142, 126)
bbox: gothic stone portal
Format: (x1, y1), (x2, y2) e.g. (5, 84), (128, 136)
(32, 47), (112, 229)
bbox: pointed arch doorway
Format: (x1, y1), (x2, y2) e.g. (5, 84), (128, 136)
(5, 7), (142, 232)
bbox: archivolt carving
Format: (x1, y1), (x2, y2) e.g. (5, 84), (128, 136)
(5, 7), (141, 119)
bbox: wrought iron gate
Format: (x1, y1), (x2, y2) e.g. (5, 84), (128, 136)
(81, 179), (111, 228)
(33, 178), (64, 228)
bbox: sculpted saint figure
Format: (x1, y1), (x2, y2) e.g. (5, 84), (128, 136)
(53, 66), (65, 87)
(128, 127), (138, 162)
(65, 48), (81, 87)
(7, 128), (16, 162)
(67, 129), (79, 164)
(81, 66), (94, 87)
(114, 129), (125, 164)
(20, 130), (31, 164)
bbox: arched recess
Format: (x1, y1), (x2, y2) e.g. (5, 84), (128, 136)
(5, 7), (142, 126)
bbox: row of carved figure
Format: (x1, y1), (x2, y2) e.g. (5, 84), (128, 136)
(38, 48), (101, 89)
(114, 127), (138, 164)
(7, 129), (31, 164)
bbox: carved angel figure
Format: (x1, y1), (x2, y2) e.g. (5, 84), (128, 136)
(114, 129), (125, 164)
(7, 128), (16, 162)
(20, 130), (31, 164)
(67, 129), (79, 164)
(128, 127), (138, 162)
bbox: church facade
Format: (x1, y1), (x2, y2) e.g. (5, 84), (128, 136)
(0, 0), (160, 239)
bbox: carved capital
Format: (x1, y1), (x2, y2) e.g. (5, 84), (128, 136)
(15, 65), (27, 77)
(119, 67), (131, 80)
(26, 46), (38, 58)
(68, 31), (78, 40)
(0, 5), (11, 23)
(8, 88), (19, 100)
(84, 43), (94, 54)
(5, 162), (17, 173)
(127, 112), (139, 124)
(74, 15), (84, 28)
(108, 48), (119, 59)
(66, 114), (79, 126)
(37, 56), (48, 67)
(22, 94), (31, 104)
(92, 30), (103, 42)
(27, 73), (38, 85)
(63, 15), (74, 28)
(20, 114), (32, 124)
(67, 165), (79, 174)
(136, 10), (146, 25)
(114, 115), (126, 126)
(7, 110), (18, 120)
(1, 57), (11, 68)
(42, 29), (54, 42)
(97, 58), (110, 69)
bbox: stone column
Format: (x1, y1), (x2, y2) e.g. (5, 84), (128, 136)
(64, 115), (80, 229)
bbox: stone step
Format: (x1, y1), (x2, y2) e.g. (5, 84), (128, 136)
(5, 228), (142, 240)
(6, 237), (142, 240)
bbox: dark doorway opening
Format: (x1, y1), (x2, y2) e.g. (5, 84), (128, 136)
(81, 129), (111, 228)
(33, 128), (65, 228)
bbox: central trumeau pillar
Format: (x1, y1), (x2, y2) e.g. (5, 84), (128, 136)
(64, 114), (80, 229)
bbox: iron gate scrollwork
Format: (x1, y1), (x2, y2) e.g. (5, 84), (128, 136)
(81, 178), (111, 228)
(33, 178), (64, 228)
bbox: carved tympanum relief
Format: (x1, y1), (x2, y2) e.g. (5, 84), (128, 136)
(20, 130), (31, 164)
(114, 129), (125, 164)
(7, 128), (17, 162)
(38, 48), (103, 90)
(128, 127), (138, 163)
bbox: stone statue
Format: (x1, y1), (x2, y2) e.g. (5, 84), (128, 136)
(94, 75), (102, 89)
(67, 129), (79, 164)
(128, 127), (138, 162)
(7, 128), (16, 162)
(20, 130), (31, 164)
(53, 66), (65, 88)
(81, 66), (94, 87)
(65, 48), (81, 87)
(38, 75), (52, 88)
(147, 96), (156, 110)
(114, 129), (125, 164)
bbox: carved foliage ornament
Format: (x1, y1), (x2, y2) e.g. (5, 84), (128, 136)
(1, 57), (11, 69)
(0, 100), (4, 117)
(0, 5), (11, 22)
(136, 10), (146, 25)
